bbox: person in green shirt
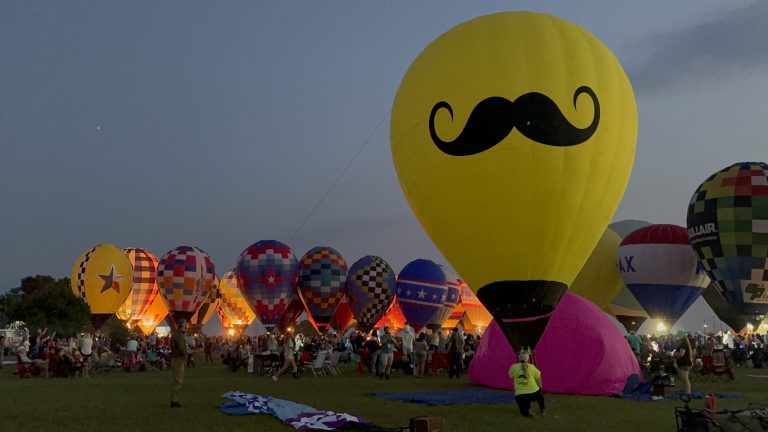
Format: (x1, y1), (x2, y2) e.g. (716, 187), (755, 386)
(379, 327), (396, 380)
(170, 319), (189, 408)
(508, 350), (544, 418)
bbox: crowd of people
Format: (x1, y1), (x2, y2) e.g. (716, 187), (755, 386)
(625, 329), (768, 396)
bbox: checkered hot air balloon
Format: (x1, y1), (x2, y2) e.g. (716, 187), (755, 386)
(123, 247), (160, 320)
(426, 266), (461, 330)
(297, 247), (348, 328)
(345, 256), (396, 333)
(617, 224), (709, 324)
(219, 269), (257, 329)
(156, 246), (216, 324)
(687, 162), (768, 322)
(71, 243), (134, 330)
(396, 259), (448, 332)
(236, 240), (299, 331)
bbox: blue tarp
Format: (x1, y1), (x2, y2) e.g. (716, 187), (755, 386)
(368, 388), (522, 406)
(619, 374), (741, 402)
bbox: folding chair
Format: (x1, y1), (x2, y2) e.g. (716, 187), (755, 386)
(308, 351), (328, 377)
(324, 351), (341, 376)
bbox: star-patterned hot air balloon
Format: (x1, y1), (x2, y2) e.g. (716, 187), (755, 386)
(71, 243), (134, 329)
(237, 240), (299, 331)
(397, 259), (448, 332)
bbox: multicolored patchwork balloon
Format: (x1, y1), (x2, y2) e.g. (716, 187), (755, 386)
(236, 240), (299, 330)
(123, 247), (160, 320)
(688, 162), (768, 319)
(156, 246), (216, 324)
(219, 269), (257, 328)
(71, 243), (134, 329)
(427, 266), (461, 329)
(617, 224), (709, 324)
(297, 247), (348, 326)
(345, 256), (396, 333)
(396, 259), (448, 332)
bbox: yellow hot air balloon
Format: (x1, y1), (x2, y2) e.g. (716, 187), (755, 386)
(137, 292), (170, 336)
(569, 228), (624, 309)
(218, 269), (256, 330)
(71, 244), (134, 329)
(391, 12), (637, 350)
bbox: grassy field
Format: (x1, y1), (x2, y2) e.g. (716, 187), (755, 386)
(1, 358), (766, 432)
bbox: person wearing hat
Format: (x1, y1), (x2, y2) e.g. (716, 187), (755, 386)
(508, 350), (544, 418)
(379, 326), (396, 380)
(170, 318), (189, 408)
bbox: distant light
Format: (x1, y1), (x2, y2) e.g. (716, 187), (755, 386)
(657, 322), (667, 332)
(747, 323), (755, 331)
(703, 324), (708, 328)
(227, 328), (235, 336)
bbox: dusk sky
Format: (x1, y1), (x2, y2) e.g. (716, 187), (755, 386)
(2, 2), (767, 332)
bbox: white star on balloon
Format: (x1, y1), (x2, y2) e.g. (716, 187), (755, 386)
(418, 289), (426, 299)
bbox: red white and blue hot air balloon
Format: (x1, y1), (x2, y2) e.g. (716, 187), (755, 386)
(617, 224), (709, 324)
(236, 240), (299, 331)
(426, 265), (461, 330)
(397, 259), (448, 332)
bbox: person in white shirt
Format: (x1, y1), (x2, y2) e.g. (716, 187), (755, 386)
(399, 324), (415, 367)
(80, 333), (94, 377)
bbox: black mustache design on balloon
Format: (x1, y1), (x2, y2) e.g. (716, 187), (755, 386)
(428, 86), (600, 156)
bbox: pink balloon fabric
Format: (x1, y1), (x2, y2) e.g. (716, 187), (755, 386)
(468, 292), (640, 396)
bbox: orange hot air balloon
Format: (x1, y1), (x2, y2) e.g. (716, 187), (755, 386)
(218, 269), (256, 329)
(137, 293), (169, 336)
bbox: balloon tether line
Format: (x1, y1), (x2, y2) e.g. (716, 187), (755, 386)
(288, 110), (391, 243)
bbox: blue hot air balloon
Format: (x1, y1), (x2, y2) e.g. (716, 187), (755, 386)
(236, 240), (299, 331)
(397, 259), (448, 332)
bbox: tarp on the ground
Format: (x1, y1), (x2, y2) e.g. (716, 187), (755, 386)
(468, 292), (641, 396)
(222, 391), (367, 430)
(368, 388), (521, 406)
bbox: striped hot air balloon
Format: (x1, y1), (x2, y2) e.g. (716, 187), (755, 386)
(397, 259), (448, 332)
(617, 224), (709, 325)
(123, 247), (160, 320)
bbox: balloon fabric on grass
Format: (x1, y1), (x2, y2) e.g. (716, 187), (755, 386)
(617, 224), (709, 324)
(391, 11), (637, 350)
(236, 240), (299, 331)
(687, 162), (768, 319)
